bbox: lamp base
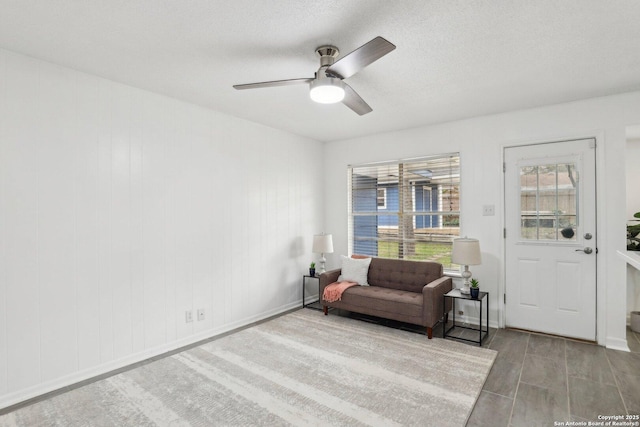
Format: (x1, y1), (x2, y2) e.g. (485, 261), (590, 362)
(319, 254), (327, 274)
(460, 265), (472, 294)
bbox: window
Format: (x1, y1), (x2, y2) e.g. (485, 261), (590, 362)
(376, 188), (387, 209)
(348, 153), (460, 270)
(519, 163), (578, 241)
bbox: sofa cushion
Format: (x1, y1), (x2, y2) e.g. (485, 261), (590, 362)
(338, 255), (372, 286)
(340, 286), (423, 319)
(368, 257), (443, 293)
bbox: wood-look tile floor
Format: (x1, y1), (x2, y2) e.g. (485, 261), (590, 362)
(455, 324), (640, 426)
(341, 310), (640, 426)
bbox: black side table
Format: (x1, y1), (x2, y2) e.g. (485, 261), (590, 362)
(443, 289), (489, 346)
(302, 275), (322, 310)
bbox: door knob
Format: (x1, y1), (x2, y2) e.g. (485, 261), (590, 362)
(575, 247), (593, 254)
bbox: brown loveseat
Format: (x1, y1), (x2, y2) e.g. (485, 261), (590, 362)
(319, 257), (452, 338)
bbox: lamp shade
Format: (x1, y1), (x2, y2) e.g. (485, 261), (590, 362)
(451, 237), (481, 265)
(312, 234), (334, 253)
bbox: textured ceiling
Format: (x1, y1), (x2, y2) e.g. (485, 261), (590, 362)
(1, 0), (640, 142)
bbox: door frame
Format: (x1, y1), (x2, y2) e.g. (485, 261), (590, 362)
(500, 133), (605, 345)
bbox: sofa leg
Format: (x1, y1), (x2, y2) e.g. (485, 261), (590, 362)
(426, 327), (433, 339)
(323, 305), (328, 315)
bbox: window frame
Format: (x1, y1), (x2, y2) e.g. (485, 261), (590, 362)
(376, 187), (387, 210)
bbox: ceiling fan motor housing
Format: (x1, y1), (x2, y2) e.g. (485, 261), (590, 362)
(316, 45), (340, 68)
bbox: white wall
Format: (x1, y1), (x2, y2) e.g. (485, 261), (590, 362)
(0, 49), (324, 409)
(324, 91), (640, 350)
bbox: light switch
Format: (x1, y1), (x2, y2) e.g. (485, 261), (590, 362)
(482, 205), (495, 216)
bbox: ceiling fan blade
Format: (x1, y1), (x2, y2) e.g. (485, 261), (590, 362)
(233, 77), (313, 90)
(342, 83), (372, 115)
(326, 36), (396, 80)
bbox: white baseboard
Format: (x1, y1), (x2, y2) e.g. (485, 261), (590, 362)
(303, 294), (320, 305)
(450, 312), (499, 330)
(605, 336), (630, 352)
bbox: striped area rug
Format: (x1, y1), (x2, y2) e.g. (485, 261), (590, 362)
(0, 309), (496, 426)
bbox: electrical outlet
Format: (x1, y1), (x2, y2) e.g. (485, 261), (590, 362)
(185, 310), (193, 323)
(197, 308), (205, 321)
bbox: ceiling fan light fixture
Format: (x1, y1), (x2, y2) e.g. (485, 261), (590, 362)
(309, 77), (345, 104)
(233, 37), (396, 115)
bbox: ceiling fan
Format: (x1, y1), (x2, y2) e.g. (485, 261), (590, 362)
(233, 36), (396, 115)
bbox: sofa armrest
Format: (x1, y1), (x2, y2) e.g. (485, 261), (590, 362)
(422, 276), (453, 327)
(319, 268), (341, 302)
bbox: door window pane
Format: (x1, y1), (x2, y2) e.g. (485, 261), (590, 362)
(519, 163), (578, 241)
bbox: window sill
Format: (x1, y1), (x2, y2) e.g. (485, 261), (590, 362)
(445, 271), (462, 278)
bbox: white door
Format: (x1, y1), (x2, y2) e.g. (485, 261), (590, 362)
(504, 138), (596, 340)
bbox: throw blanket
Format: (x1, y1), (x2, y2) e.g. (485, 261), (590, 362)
(323, 281), (358, 303)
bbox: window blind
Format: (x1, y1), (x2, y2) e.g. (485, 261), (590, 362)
(348, 153), (460, 270)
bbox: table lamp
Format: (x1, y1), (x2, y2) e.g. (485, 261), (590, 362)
(451, 237), (481, 294)
(312, 233), (334, 274)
